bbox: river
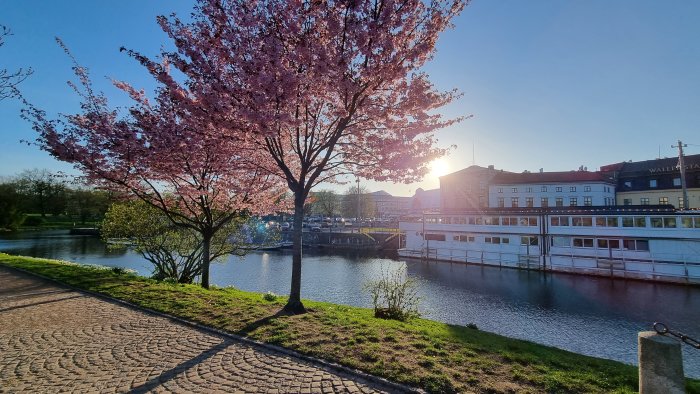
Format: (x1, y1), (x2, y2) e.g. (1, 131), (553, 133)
(1, 229), (699, 378)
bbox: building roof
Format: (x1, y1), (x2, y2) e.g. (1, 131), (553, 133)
(490, 171), (614, 185)
(602, 154), (700, 177)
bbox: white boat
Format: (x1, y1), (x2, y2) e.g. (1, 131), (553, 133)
(399, 206), (700, 284)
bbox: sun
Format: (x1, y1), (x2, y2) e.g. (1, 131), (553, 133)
(430, 159), (450, 178)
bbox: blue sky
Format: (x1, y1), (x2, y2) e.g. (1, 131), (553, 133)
(1, 0), (699, 196)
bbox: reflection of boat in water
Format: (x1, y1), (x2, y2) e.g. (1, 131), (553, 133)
(259, 241), (293, 250)
(241, 241), (293, 251)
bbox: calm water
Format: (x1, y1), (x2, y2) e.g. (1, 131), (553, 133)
(1, 230), (699, 377)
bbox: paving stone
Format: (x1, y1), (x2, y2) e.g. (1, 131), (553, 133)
(0, 267), (399, 393)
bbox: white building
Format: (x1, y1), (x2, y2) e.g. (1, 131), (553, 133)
(488, 171), (617, 208)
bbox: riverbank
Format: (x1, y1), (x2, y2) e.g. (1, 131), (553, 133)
(2, 253), (698, 393)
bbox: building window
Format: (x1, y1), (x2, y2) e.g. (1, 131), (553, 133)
(498, 197), (505, 207)
(541, 186), (547, 192)
(569, 197), (578, 207)
(659, 197), (669, 205)
(526, 187), (532, 193)
(570, 186), (576, 192)
(525, 197), (534, 207)
(584, 196), (592, 206)
(556, 187), (562, 192)
(498, 187), (503, 193)
(623, 198), (632, 206)
(512, 187), (518, 193)
(584, 186), (591, 192)
(640, 198), (650, 205)
(511, 197), (519, 208)
(555, 197), (563, 207)
(673, 178), (681, 187)
(649, 179), (658, 188)
(541, 197), (548, 208)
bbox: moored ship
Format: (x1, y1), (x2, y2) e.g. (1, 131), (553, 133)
(399, 206), (700, 284)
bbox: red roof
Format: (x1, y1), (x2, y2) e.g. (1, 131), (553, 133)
(491, 171), (613, 185)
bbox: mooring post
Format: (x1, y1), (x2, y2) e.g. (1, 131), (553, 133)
(638, 331), (685, 394)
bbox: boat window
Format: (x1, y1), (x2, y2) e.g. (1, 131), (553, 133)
(442, 217), (451, 224)
(502, 238), (510, 244)
(552, 236), (570, 247)
(520, 236), (538, 246)
(475, 217), (483, 225)
(454, 234), (471, 242)
(681, 217), (693, 228)
(650, 218), (663, 228)
(636, 240), (649, 251)
(623, 239), (636, 250)
(468, 217), (476, 225)
(528, 217), (538, 226)
(596, 217), (605, 227)
(572, 217), (592, 226)
(609, 239), (620, 249)
(519, 217), (529, 226)
(663, 217), (677, 228)
(597, 239), (608, 248)
(695, 218), (700, 228)
(424, 233), (446, 241)
(634, 217), (646, 227)
(551, 216), (569, 226)
(622, 217), (633, 227)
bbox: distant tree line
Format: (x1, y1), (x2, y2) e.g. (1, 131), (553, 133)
(307, 187), (376, 219)
(0, 169), (116, 230)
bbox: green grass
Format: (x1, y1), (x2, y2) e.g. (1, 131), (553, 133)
(2, 253), (699, 393)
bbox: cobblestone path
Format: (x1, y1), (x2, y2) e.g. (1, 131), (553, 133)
(0, 267), (398, 393)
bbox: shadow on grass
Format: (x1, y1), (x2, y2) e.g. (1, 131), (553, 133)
(235, 309), (291, 337)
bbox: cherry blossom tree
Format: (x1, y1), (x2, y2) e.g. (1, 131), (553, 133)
(24, 42), (285, 288)
(150, 0), (465, 312)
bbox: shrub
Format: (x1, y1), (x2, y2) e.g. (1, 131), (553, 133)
(22, 215), (45, 227)
(364, 266), (420, 321)
(111, 267), (126, 275)
(263, 291), (278, 301)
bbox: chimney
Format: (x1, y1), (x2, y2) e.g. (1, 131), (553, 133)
(488, 165), (494, 170)
(539, 168), (543, 173)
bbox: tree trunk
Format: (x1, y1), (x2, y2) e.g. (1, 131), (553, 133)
(283, 193), (306, 314)
(201, 232), (211, 289)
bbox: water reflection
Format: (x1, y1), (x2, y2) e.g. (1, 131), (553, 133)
(1, 230), (699, 377)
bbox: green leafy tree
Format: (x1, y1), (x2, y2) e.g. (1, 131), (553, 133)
(15, 169), (66, 217)
(101, 200), (252, 283)
(341, 185), (376, 219)
(310, 190), (340, 218)
(0, 183), (24, 230)
(66, 187), (112, 224)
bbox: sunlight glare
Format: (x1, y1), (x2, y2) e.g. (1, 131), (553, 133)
(430, 159), (450, 178)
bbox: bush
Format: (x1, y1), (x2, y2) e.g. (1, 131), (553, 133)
(364, 266), (420, 321)
(263, 291), (278, 301)
(22, 215), (45, 227)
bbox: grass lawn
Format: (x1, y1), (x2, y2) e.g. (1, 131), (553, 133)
(2, 253), (698, 393)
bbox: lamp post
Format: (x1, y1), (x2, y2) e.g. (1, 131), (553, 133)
(356, 177), (361, 222)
